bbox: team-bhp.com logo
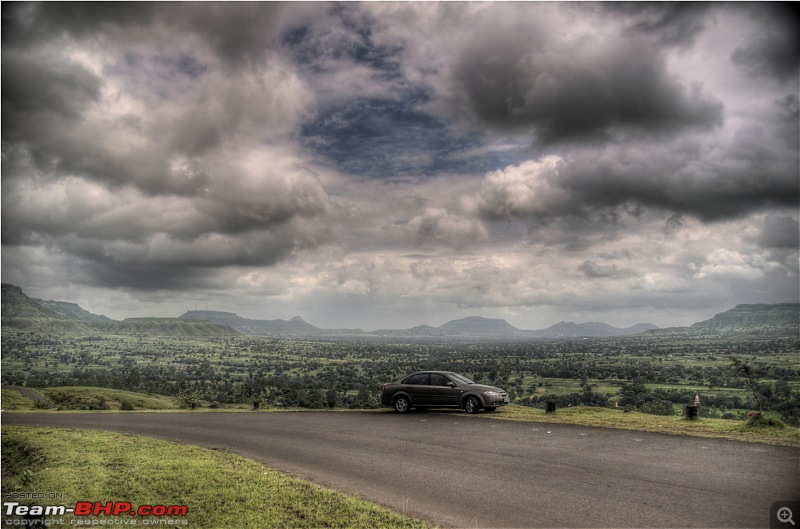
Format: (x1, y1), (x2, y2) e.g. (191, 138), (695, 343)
(4, 501), (188, 526)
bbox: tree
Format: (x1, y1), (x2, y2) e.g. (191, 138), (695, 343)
(730, 359), (771, 414)
(174, 388), (202, 409)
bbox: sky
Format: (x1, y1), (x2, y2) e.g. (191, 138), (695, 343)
(2, 2), (798, 331)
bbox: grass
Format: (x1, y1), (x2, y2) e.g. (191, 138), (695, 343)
(1, 426), (432, 529)
(1, 389), (39, 410)
(1, 386), (181, 411)
(480, 404), (800, 447)
(40, 386), (179, 410)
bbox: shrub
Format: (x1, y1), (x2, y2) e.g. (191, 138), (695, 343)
(639, 399), (675, 416)
(744, 414), (786, 429)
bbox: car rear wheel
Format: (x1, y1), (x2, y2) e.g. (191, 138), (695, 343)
(393, 395), (411, 413)
(464, 396), (480, 414)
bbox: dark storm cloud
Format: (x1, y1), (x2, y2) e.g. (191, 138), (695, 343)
(578, 260), (620, 279)
(602, 2), (712, 48)
(1, 2), (155, 46)
(451, 22), (723, 147)
(1, 50), (100, 123)
(1, 1), (335, 294)
(775, 95), (800, 149)
(1, 2), (314, 195)
(2, 2), (287, 70)
(560, 143), (798, 223)
(755, 215), (800, 250)
(730, 3), (799, 84)
(474, 126), (798, 226)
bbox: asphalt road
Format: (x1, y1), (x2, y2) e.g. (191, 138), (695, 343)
(5, 411), (798, 528)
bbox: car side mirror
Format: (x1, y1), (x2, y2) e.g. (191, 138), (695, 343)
(446, 382), (456, 387)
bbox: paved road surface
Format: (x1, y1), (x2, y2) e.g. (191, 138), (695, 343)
(5, 411), (798, 528)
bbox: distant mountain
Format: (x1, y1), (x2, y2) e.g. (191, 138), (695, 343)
(37, 300), (114, 323)
(178, 310), (360, 336)
(689, 304), (799, 335)
(371, 316), (656, 338)
(531, 321), (659, 338)
(1, 284), (236, 337)
(2, 284), (62, 321)
(96, 318), (239, 337)
(5, 283), (794, 340)
(439, 316), (524, 336)
(372, 316), (528, 337)
(2, 284), (95, 332)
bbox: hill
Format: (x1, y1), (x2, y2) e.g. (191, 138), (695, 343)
(644, 303), (800, 338)
(179, 310), (339, 336)
(1, 285), (238, 337)
(4, 283), (795, 339)
(96, 318), (240, 337)
(37, 300), (114, 323)
(1, 284), (95, 332)
(372, 316), (528, 338)
(371, 317), (657, 338)
(531, 321), (659, 338)
(691, 304), (799, 334)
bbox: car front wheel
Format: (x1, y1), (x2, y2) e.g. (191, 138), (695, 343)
(393, 396), (411, 413)
(464, 396), (480, 414)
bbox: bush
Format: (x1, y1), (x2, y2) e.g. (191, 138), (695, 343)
(639, 399), (675, 416)
(120, 400), (135, 411)
(744, 413), (786, 429)
(45, 392), (109, 410)
(780, 407), (800, 427)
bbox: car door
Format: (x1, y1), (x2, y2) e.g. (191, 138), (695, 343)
(402, 373), (430, 405)
(428, 373), (460, 406)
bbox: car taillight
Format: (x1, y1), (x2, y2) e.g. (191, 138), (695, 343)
(382, 384), (388, 392)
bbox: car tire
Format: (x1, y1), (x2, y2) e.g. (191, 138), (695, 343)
(484, 406), (496, 412)
(464, 396), (480, 414)
(393, 395), (411, 413)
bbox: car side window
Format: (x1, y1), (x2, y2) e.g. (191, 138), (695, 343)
(405, 373), (428, 385)
(429, 374), (449, 386)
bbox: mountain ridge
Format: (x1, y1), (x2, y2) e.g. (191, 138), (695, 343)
(2, 284), (797, 339)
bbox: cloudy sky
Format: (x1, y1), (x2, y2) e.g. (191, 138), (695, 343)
(2, 2), (798, 330)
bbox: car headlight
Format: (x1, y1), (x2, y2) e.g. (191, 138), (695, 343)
(484, 391), (499, 396)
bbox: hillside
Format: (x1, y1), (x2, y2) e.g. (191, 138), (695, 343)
(2, 284), (62, 320)
(37, 300), (114, 323)
(2, 285), (237, 337)
(691, 304), (799, 334)
(96, 318), (240, 337)
(4, 283), (795, 339)
(372, 316), (528, 337)
(1, 284), (94, 332)
(531, 321), (659, 338)
(179, 310), (332, 336)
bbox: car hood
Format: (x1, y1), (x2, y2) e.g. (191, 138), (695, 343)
(468, 384), (506, 393)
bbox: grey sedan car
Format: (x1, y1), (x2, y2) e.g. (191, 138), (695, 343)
(381, 371), (509, 413)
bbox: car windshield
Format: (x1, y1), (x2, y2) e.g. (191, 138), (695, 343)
(448, 373), (474, 385)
